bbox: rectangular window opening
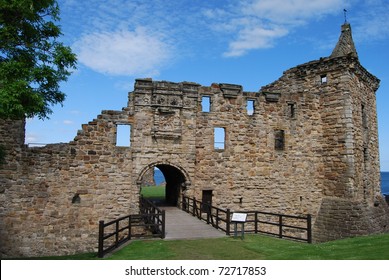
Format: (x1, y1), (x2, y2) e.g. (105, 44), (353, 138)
(363, 147), (368, 162)
(214, 127), (225, 150)
(116, 124), (131, 147)
(274, 129), (285, 151)
(321, 74), (327, 84)
(201, 96), (211, 112)
(288, 103), (296, 118)
(247, 99), (255, 115)
(362, 104), (367, 128)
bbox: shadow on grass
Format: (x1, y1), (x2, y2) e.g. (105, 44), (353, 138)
(7, 233), (389, 260)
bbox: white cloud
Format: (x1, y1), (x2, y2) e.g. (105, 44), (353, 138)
(224, 25), (288, 57)
(69, 110), (81, 115)
(241, 0), (342, 24)
(209, 0), (344, 57)
(63, 120), (74, 125)
(352, 1), (389, 43)
(59, 0), (389, 64)
(74, 28), (174, 77)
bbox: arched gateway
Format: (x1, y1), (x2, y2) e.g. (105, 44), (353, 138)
(0, 23), (388, 258)
(137, 162), (191, 206)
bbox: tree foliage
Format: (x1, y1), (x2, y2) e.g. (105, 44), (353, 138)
(0, 0), (77, 119)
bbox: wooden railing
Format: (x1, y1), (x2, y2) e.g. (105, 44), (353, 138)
(181, 195), (231, 234)
(240, 210), (312, 243)
(98, 197), (165, 258)
(181, 195), (312, 243)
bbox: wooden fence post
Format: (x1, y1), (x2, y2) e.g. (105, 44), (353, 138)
(226, 209), (231, 235)
(206, 204), (210, 224)
(216, 208), (219, 230)
(98, 220), (104, 258)
(128, 216), (132, 240)
(278, 215), (283, 239)
(161, 210), (166, 239)
(307, 214), (312, 243)
(192, 197), (196, 217)
(255, 212), (258, 234)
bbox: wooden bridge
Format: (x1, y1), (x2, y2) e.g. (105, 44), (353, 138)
(97, 197), (225, 257)
(98, 196), (311, 258)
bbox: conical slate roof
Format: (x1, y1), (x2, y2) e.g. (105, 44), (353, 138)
(330, 23), (358, 59)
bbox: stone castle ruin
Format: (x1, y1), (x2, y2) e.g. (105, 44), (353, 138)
(1, 23), (388, 257)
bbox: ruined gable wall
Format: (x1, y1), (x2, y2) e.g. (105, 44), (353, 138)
(0, 143), (97, 257)
(0, 109), (139, 258)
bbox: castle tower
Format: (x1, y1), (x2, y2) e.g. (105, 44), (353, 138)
(312, 22), (388, 241)
(325, 22), (380, 202)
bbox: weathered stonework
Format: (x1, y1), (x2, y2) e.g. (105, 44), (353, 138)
(0, 23), (388, 257)
(141, 169), (156, 187)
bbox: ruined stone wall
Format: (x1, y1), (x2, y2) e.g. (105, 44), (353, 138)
(0, 110), (140, 257)
(313, 196), (389, 242)
(141, 169), (156, 186)
(190, 81), (324, 217)
(0, 119), (26, 193)
(0, 54), (385, 258)
(129, 79), (199, 200)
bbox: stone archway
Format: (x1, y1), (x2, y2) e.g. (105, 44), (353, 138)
(138, 162), (190, 206)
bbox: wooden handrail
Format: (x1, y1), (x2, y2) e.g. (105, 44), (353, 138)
(98, 197), (165, 258)
(181, 195), (312, 243)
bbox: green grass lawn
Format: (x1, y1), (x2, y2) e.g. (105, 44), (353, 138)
(21, 233), (389, 260)
(140, 186), (166, 199)
(105, 233), (389, 260)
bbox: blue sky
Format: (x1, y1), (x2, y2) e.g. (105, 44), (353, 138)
(26, 0), (389, 170)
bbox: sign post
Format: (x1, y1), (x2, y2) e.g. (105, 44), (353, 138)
(231, 213), (247, 239)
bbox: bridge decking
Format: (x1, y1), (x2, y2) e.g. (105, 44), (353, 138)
(162, 207), (226, 240)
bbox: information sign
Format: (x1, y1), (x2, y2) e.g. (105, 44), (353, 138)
(231, 213), (247, 223)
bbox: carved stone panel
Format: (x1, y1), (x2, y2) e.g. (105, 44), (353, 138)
(151, 94), (183, 108)
(152, 108), (182, 140)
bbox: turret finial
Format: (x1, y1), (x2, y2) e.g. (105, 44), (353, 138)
(343, 9), (348, 23)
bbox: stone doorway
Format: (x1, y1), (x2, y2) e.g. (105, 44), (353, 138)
(139, 163), (188, 206)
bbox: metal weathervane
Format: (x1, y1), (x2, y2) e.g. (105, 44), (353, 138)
(344, 9), (348, 23)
